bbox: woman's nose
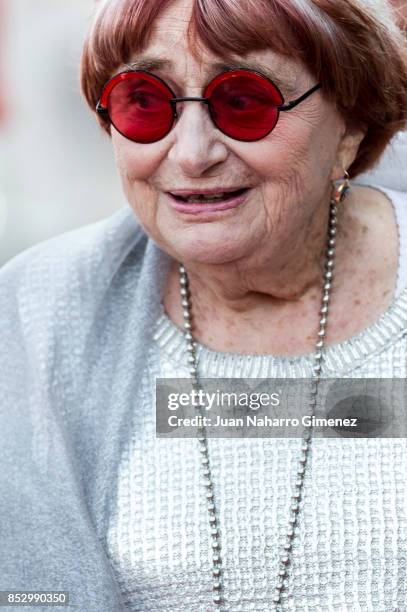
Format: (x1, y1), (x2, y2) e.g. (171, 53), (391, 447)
(167, 101), (228, 177)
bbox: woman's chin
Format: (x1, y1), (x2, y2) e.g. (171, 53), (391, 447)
(160, 231), (249, 266)
(155, 208), (259, 265)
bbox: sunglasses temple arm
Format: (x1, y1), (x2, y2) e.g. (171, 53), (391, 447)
(278, 83), (321, 112)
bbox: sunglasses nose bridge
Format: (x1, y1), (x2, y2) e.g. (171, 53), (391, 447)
(170, 96), (210, 119)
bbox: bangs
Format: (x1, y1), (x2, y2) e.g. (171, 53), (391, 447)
(83, 0), (174, 75)
(89, 0), (338, 78)
(188, 0), (301, 58)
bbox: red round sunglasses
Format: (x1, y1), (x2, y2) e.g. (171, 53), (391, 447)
(96, 69), (321, 144)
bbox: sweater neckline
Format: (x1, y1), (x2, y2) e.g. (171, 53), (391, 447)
(154, 286), (407, 376)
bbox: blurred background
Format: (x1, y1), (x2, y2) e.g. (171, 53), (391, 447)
(0, 0), (125, 265)
(0, 0), (405, 266)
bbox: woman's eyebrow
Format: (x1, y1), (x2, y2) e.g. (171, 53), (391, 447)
(126, 57), (171, 72)
(126, 57), (296, 97)
(210, 61), (297, 96)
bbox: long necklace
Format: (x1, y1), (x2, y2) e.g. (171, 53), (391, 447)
(178, 184), (346, 609)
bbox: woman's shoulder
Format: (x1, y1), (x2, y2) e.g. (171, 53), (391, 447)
(0, 206), (148, 305)
(0, 205), (165, 372)
(0, 205), (172, 403)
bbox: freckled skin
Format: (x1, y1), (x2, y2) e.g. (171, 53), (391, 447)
(111, 0), (399, 357)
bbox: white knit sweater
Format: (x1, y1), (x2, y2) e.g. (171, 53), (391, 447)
(105, 188), (407, 612)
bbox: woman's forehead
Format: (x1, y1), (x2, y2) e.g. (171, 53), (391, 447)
(124, 51), (304, 95)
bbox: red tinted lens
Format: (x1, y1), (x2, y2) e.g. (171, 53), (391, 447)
(104, 72), (174, 143)
(205, 71), (283, 141)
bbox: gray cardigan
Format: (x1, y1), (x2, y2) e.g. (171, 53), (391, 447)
(0, 207), (171, 611)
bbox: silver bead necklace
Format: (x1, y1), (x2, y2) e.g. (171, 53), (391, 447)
(178, 191), (342, 610)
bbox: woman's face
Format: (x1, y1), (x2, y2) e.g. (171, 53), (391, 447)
(111, 0), (361, 266)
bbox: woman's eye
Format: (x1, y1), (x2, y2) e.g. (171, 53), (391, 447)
(228, 95), (264, 110)
(129, 90), (160, 109)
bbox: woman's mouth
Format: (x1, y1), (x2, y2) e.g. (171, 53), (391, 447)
(166, 187), (251, 215)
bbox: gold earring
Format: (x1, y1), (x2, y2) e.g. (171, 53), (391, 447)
(332, 170), (350, 204)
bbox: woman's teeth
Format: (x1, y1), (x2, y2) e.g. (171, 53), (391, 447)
(177, 188), (247, 203)
(183, 193), (228, 203)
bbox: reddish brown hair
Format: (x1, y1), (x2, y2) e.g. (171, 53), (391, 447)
(80, 0), (407, 177)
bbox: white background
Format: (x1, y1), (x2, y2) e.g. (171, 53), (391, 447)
(0, 0), (125, 265)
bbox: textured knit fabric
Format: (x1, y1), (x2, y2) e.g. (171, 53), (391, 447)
(0, 187), (406, 612)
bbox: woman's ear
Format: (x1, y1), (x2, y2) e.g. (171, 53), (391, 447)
(330, 126), (367, 181)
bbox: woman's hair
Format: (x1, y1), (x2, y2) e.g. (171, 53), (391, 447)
(80, 0), (407, 177)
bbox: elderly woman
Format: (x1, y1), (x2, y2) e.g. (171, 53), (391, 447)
(1, 0), (407, 610)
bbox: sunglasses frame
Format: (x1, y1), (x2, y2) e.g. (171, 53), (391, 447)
(96, 68), (321, 143)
